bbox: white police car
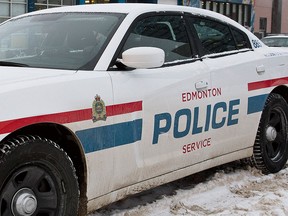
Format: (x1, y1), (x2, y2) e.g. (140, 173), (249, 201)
(1, 3), (288, 216)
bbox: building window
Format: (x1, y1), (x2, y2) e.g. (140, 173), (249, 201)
(259, 17), (267, 33)
(200, 1), (251, 27)
(34, 0), (74, 10)
(0, 0), (27, 23)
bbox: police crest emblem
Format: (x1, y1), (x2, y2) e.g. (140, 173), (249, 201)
(92, 95), (107, 122)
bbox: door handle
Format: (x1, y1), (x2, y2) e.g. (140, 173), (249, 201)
(195, 80), (208, 90)
(256, 65), (265, 74)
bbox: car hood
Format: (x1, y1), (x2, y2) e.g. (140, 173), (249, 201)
(0, 67), (75, 85)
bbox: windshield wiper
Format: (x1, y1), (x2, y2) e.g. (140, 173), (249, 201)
(0, 61), (29, 67)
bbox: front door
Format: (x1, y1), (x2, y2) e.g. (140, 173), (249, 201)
(109, 13), (212, 186)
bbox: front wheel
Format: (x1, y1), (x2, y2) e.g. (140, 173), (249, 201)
(252, 93), (288, 174)
(0, 135), (79, 216)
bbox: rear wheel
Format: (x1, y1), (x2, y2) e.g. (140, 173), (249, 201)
(252, 93), (288, 174)
(0, 135), (79, 216)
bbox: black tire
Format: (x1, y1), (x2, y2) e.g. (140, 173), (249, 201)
(252, 93), (288, 174)
(0, 135), (79, 216)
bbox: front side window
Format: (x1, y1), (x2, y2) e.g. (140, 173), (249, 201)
(189, 17), (237, 55)
(0, 12), (125, 70)
(121, 15), (193, 63)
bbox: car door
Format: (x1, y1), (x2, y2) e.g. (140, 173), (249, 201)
(108, 13), (213, 186)
(186, 16), (272, 158)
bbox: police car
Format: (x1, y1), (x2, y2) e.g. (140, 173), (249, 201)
(0, 3), (288, 216)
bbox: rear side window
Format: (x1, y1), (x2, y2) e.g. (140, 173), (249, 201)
(231, 28), (251, 49)
(188, 17), (237, 55)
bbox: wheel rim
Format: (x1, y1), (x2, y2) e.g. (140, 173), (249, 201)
(11, 188), (37, 216)
(1, 166), (58, 216)
(265, 108), (287, 162)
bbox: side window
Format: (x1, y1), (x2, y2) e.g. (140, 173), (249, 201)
(189, 17), (237, 55)
(231, 28), (251, 50)
(122, 15), (192, 63)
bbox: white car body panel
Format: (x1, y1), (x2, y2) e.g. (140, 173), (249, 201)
(1, 3), (288, 215)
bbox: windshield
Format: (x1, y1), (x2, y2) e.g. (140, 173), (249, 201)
(0, 12), (125, 70)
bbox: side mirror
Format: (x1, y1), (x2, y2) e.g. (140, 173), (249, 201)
(122, 47), (165, 69)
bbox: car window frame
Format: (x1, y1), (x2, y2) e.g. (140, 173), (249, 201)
(109, 11), (202, 70)
(185, 14), (253, 59)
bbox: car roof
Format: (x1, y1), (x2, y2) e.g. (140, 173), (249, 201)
(27, 3), (205, 15)
(15, 3), (239, 27)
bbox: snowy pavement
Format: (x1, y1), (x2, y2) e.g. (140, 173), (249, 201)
(90, 162), (288, 216)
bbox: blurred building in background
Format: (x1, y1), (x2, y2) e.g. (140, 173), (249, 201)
(253, 0), (288, 37)
(0, 0), (287, 37)
(177, 0), (288, 37)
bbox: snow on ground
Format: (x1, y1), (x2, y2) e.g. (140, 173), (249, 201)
(90, 162), (288, 216)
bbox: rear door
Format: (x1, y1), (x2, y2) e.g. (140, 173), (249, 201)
(186, 15), (271, 157)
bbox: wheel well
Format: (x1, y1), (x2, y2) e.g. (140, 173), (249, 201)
(2, 123), (88, 216)
(272, 85), (288, 104)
